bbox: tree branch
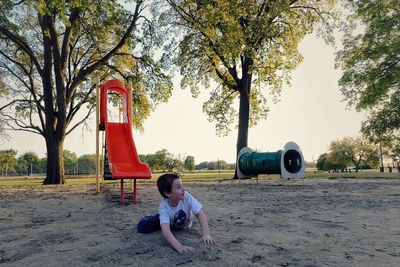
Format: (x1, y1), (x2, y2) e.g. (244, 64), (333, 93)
(61, 8), (80, 71)
(68, 1), (144, 98)
(66, 105), (95, 136)
(0, 25), (43, 76)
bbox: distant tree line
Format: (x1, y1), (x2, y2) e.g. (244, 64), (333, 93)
(196, 160), (235, 171)
(0, 148), (235, 176)
(0, 149), (97, 176)
(138, 149), (235, 172)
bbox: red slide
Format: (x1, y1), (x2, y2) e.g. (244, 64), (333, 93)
(100, 80), (151, 204)
(105, 122), (151, 179)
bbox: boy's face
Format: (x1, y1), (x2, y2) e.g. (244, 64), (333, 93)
(166, 178), (185, 202)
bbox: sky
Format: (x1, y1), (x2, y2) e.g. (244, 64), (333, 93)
(1, 34), (366, 164)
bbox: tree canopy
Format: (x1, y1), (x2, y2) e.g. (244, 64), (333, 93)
(361, 92), (400, 141)
(0, 0), (172, 184)
(336, 0), (399, 111)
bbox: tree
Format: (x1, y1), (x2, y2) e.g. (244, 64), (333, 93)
(363, 148), (380, 169)
(156, 0), (337, 177)
(0, 0), (172, 184)
(77, 154), (97, 174)
(196, 161), (209, 170)
(316, 153), (328, 170)
(154, 149), (170, 171)
(328, 136), (377, 172)
(327, 139), (351, 170)
(184, 155), (195, 172)
(336, 0), (399, 111)
(217, 159), (229, 170)
(63, 150), (77, 174)
(389, 142), (400, 171)
(337, 1), (400, 171)
(361, 118), (395, 171)
(139, 149), (182, 171)
(0, 149), (17, 175)
(166, 157), (183, 172)
(16, 152), (39, 175)
(37, 157), (47, 174)
(360, 92), (400, 149)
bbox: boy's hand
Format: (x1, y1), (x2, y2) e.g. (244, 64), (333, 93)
(200, 235), (215, 245)
(177, 245), (194, 253)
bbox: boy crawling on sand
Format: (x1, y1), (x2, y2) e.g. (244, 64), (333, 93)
(137, 173), (215, 253)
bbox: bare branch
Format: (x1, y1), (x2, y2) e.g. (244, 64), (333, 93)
(0, 25), (43, 76)
(65, 105), (95, 136)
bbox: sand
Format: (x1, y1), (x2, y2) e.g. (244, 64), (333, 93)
(1, 178), (400, 266)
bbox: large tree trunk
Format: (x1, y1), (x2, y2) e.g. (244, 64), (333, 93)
(233, 73), (251, 179)
(354, 158), (360, 173)
(40, 12), (68, 185)
(236, 86), (250, 157)
(43, 135), (65, 184)
(379, 142), (384, 172)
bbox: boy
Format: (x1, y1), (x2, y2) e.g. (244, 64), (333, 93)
(137, 173), (215, 253)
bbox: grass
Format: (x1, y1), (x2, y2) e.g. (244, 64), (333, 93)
(0, 170), (399, 189)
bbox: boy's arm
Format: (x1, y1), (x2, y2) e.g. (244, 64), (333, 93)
(196, 210), (215, 245)
(160, 224), (193, 253)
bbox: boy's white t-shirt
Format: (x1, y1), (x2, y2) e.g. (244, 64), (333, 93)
(159, 191), (203, 229)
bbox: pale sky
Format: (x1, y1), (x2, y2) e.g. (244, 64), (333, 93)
(1, 34), (366, 164)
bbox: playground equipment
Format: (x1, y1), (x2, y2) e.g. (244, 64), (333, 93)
(95, 79), (151, 204)
(236, 142), (306, 179)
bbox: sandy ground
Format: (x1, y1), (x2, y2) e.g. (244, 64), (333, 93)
(1, 178), (400, 266)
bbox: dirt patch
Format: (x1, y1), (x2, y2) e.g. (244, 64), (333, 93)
(1, 178), (400, 266)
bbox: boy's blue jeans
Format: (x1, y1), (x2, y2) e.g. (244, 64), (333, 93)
(137, 214), (161, 234)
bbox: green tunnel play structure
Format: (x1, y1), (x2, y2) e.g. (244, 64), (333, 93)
(236, 142), (306, 179)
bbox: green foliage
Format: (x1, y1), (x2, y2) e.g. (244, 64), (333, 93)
(328, 138), (352, 167)
(196, 160), (230, 170)
(360, 92), (400, 145)
(140, 149), (182, 171)
(316, 153), (350, 172)
(63, 150), (78, 173)
(0, 149), (17, 174)
(389, 142), (400, 166)
(336, 0), (400, 111)
(156, 0), (338, 136)
(184, 155), (195, 172)
(328, 136), (378, 171)
(363, 149), (380, 169)
(77, 154), (97, 174)
(361, 115), (396, 147)
(16, 152), (39, 175)
(316, 153), (328, 170)
(37, 157), (47, 173)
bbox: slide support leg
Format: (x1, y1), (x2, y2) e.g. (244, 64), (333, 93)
(120, 179), (124, 204)
(133, 179), (137, 205)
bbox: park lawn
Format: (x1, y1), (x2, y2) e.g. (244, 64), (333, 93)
(0, 170), (399, 189)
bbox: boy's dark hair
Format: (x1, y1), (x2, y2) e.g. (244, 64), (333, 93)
(157, 173), (180, 198)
